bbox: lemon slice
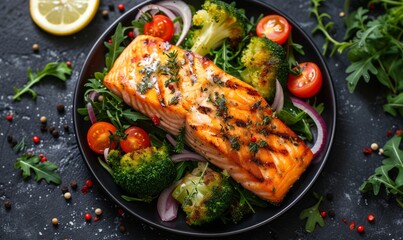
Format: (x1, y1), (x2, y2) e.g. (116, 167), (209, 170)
(30, 0), (100, 36)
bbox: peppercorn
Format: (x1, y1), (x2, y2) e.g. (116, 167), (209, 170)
(320, 211), (327, 218)
(40, 116), (47, 123)
(32, 43), (40, 53)
(86, 179), (93, 188)
(118, 224), (126, 233)
(362, 147), (372, 155)
(52, 218), (59, 225)
(64, 192), (72, 200)
(66, 60), (72, 68)
(84, 213), (92, 221)
(40, 157), (47, 162)
(63, 124), (69, 132)
(367, 213), (375, 223)
(117, 208), (124, 216)
(51, 130), (59, 138)
(61, 186), (69, 194)
(357, 225), (364, 233)
(250, 136), (257, 142)
(49, 126), (56, 133)
(70, 180), (78, 190)
(370, 143), (379, 151)
(95, 208), (102, 216)
(378, 148), (384, 155)
(81, 185), (89, 194)
(4, 200), (12, 210)
(56, 103), (65, 113)
(127, 31), (134, 38)
(6, 114), (13, 121)
(102, 10), (109, 18)
(117, 4), (125, 11)
(108, 4), (114, 11)
(33, 136), (40, 144)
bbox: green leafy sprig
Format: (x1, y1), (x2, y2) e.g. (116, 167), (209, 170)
(14, 154), (61, 185)
(360, 134), (403, 207)
(13, 62), (72, 101)
(310, 0), (403, 117)
(299, 193), (325, 233)
(105, 23), (127, 69)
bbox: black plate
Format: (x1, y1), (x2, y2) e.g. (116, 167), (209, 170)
(73, 0), (336, 237)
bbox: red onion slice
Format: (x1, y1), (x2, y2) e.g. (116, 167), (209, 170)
(290, 97), (327, 157)
(157, 0), (192, 46)
(87, 102), (97, 124)
(171, 153), (207, 162)
(157, 181), (180, 221)
(103, 147), (110, 161)
(271, 79), (284, 112)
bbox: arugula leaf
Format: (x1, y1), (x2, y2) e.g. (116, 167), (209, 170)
(14, 154), (61, 185)
(310, 0), (403, 117)
(105, 23), (127, 69)
(346, 54), (379, 92)
(13, 62), (72, 101)
(360, 134), (403, 199)
(299, 194), (325, 233)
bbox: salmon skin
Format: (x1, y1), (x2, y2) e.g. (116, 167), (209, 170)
(104, 35), (313, 204)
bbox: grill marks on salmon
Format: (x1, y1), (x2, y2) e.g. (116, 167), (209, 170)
(104, 35), (313, 203)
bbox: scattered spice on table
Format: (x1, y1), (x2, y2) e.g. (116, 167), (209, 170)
(32, 43), (39, 53)
(84, 213), (92, 221)
(64, 192), (72, 200)
(51, 218), (59, 226)
(70, 180), (78, 190)
(4, 200), (12, 210)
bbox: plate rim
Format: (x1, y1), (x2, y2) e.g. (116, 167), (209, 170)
(73, 0), (337, 237)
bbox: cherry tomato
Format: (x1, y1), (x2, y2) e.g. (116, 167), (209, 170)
(256, 15), (291, 45)
(87, 122), (117, 154)
(144, 15), (175, 41)
(287, 62), (323, 98)
(120, 126), (151, 153)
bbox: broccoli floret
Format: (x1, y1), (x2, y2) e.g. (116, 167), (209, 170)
(240, 36), (289, 100)
(107, 144), (176, 201)
(172, 162), (234, 226)
(189, 0), (247, 56)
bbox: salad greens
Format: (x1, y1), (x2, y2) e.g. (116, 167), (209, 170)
(360, 134), (403, 207)
(79, 0), (328, 226)
(310, 0), (403, 117)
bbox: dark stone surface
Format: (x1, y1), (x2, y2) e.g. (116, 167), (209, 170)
(0, 0), (401, 239)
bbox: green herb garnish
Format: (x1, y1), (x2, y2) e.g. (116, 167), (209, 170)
(13, 62), (71, 101)
(299, 193), (325, 233)
(14, 154), (61, 185)
(310, 0), (403, 117)
(360, 134), (403, 206)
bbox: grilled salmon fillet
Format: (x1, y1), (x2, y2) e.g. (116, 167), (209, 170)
(104, 35), (313, 204)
